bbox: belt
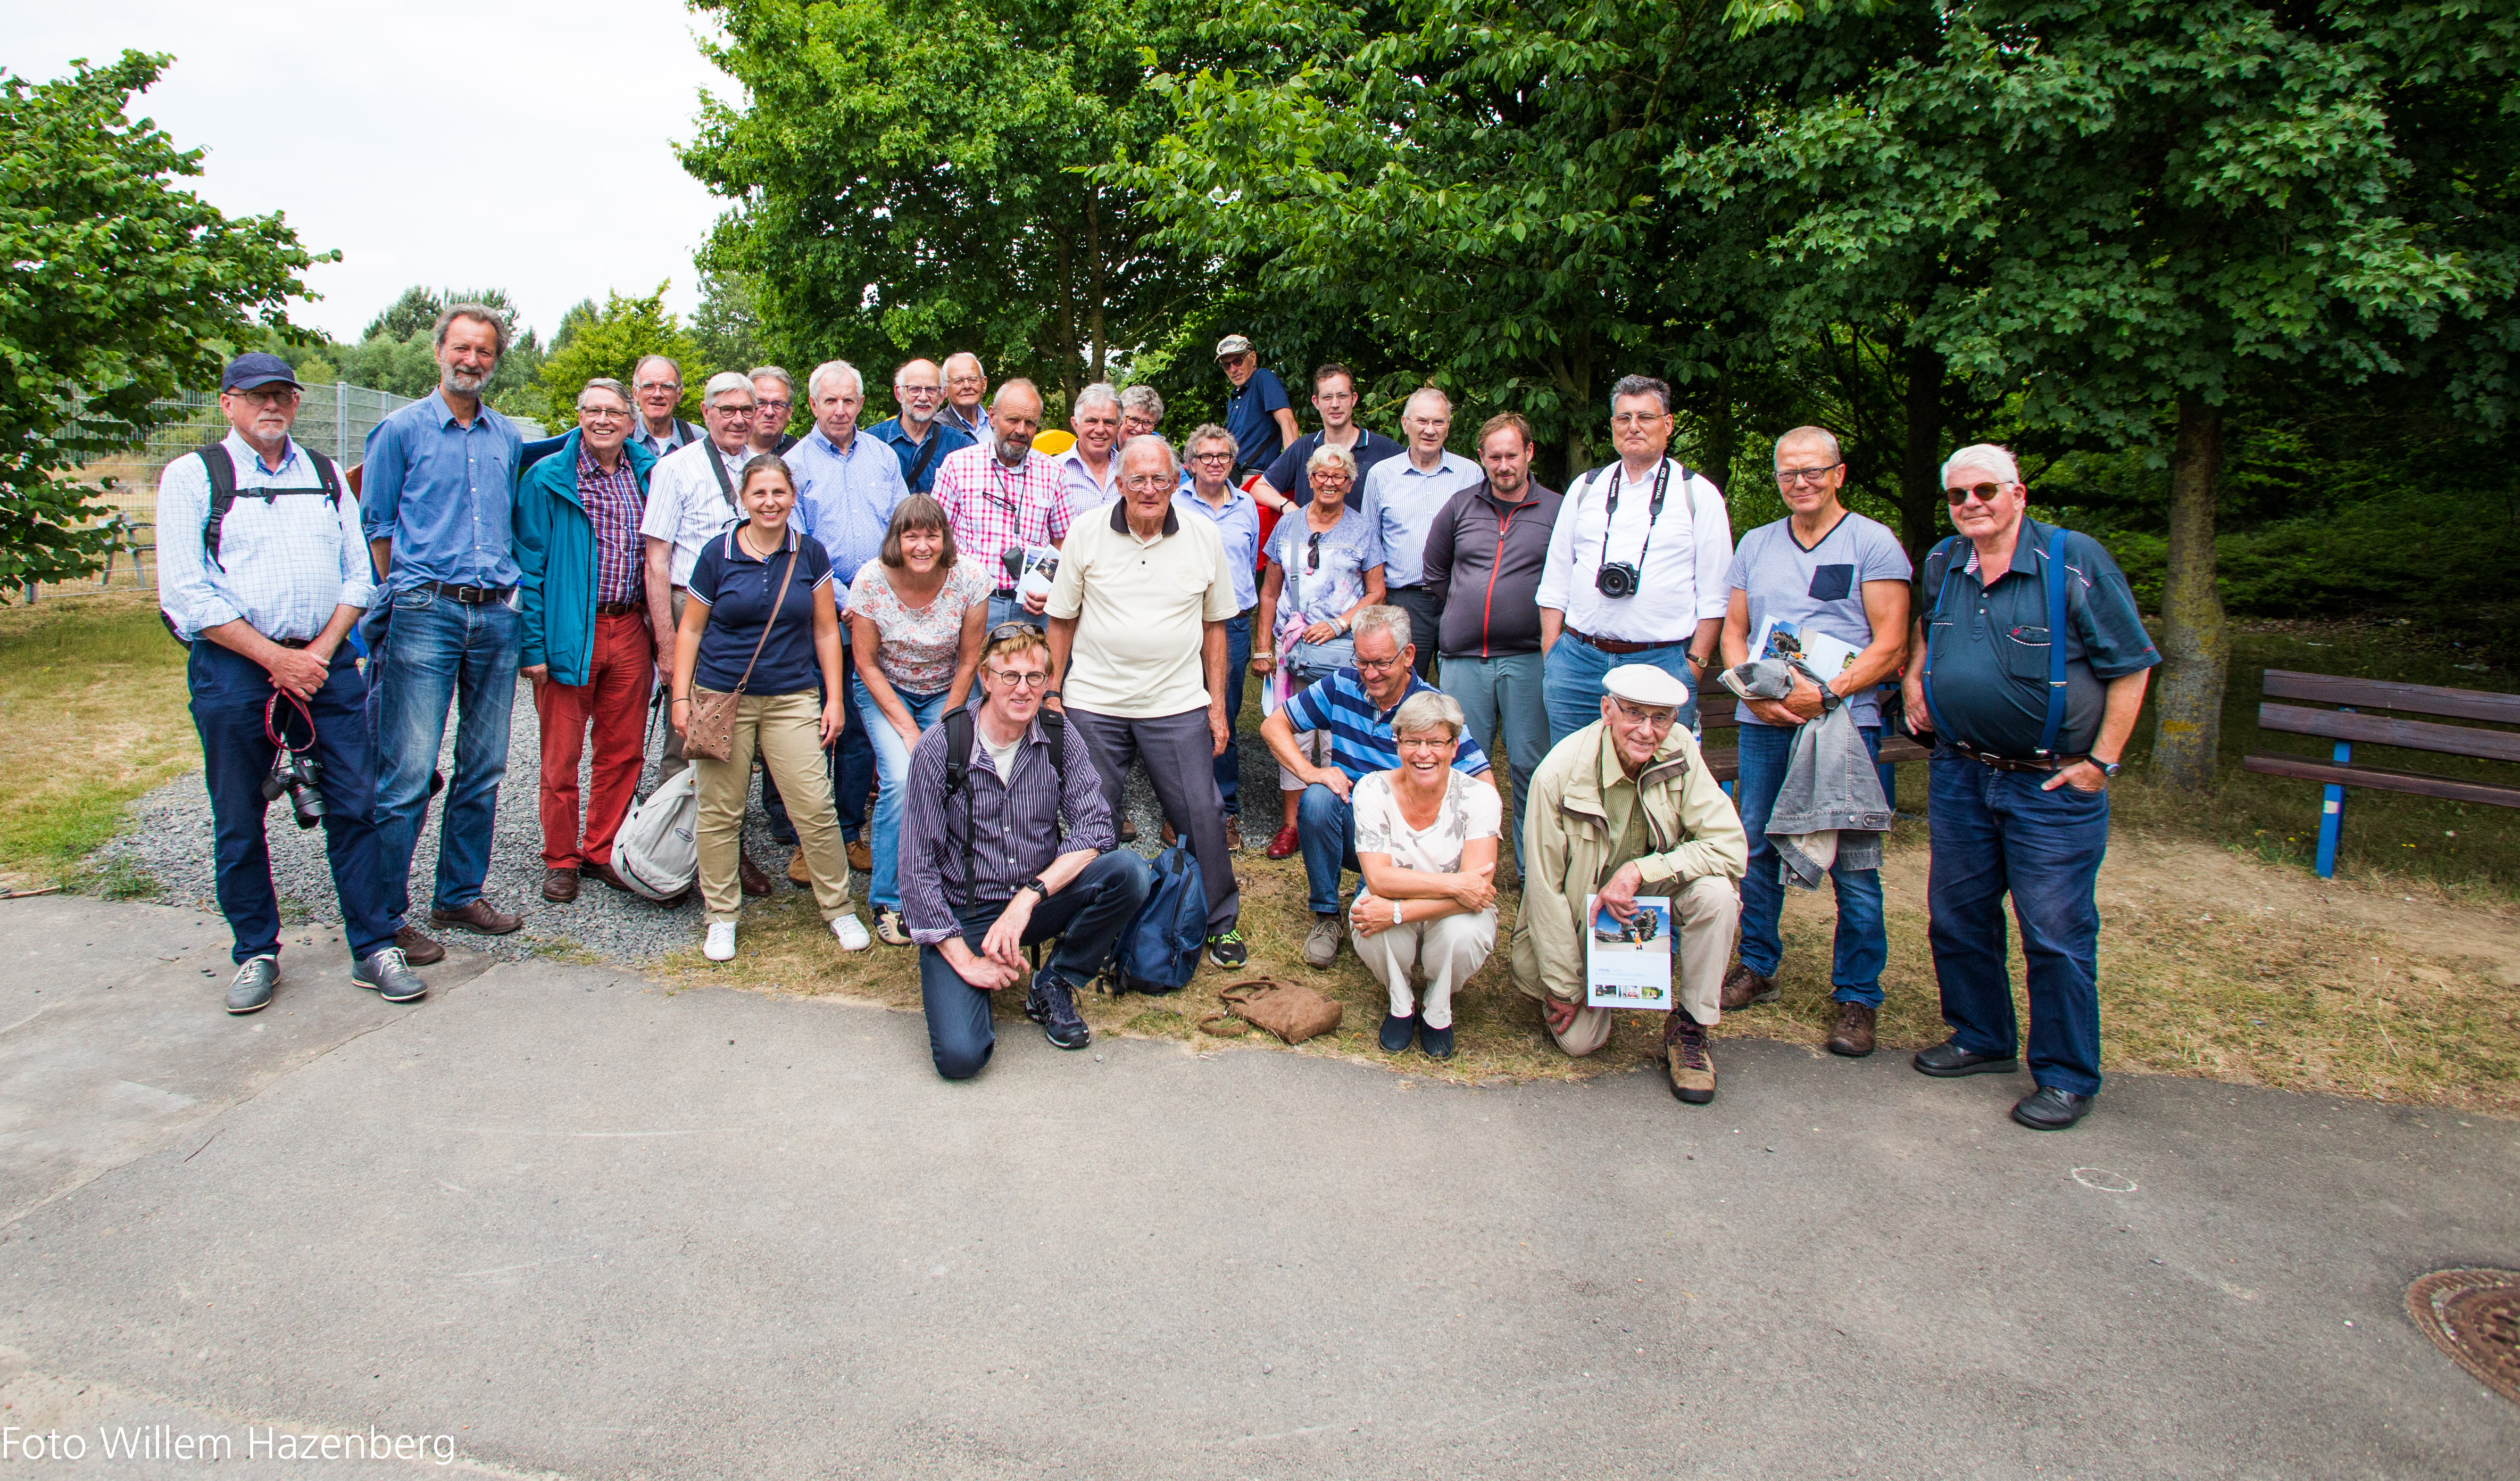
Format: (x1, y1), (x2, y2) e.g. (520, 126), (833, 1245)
(276, 638), (310, 650)
(1567, 626), (1686, 655)
(423, 581), (512, 604)
(1941, 740), (2090, 773)
(1387, 583), (1430, 594)
(595, 601), (644, 616)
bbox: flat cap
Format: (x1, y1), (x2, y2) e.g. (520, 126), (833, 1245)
(220, 352), (301, 393)
(1603, 663), (1688, 709)
(1214, 334), (1254, 358)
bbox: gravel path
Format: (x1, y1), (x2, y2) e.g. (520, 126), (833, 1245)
(102, 678), (1281, 964)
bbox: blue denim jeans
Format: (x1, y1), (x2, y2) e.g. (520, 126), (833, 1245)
(1440, 651), (1546, 872)
(372, 588), (520, 916)
(1926, 752), (2111, 1096)
(1297, 783), (1362, 916)
(858, 677), (954, 911)
(985, 592), (1045, 635)
(1735, 721), (1886, 1005)
(1543, 636), (1696, 754)
(1214, 611), (1251, 817)
(918, 849), (1153, 1079)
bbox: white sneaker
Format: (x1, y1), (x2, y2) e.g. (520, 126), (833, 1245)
(830, 913), (871, 951)
(704, 921), (737, 961)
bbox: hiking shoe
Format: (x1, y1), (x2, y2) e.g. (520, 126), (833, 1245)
(1206, 927), (1248, 969)
(1720, 961), (1778, 1010)
(787, 848), (811, 886)
(430, 899), (522, 936)
(1266, 825), (1299, 860)
(1379, 1010), (1417, 1053)
(1303, 913), (1343, 969)
(1826, 1002), (1878, 1057)
(739, 849), (772, 897)
(704, 921), (737, 962)
(1025, 971), (1091, 1050)
(874, 905), (911, 947)
(1666, 1012), (1716, 1104)
(351, 948), (427, 1003)
(1419, 1022), (1455, 1060)
(226, 956), (278, 1015)
(394, 924), (446, 965)
(830, 913), (872, 951)
(848, 838), (872, 874)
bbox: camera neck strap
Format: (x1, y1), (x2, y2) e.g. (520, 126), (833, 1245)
(1596, 456), (1674, 573)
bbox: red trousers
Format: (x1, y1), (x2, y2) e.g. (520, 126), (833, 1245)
(535, 611), (653, 870)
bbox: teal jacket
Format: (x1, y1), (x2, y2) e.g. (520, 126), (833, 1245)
(514, 432), (658, 686)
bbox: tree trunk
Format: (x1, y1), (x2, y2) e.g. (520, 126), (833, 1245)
(2152, 393), (2227, 792)
(1897, 340), (1946, 568)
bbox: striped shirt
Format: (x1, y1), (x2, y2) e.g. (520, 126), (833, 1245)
(1279, 668), (1493, 785)
(897, 711), (1116, 943)
(931, 444), (1077, 590)
(579, 446), (645, 604)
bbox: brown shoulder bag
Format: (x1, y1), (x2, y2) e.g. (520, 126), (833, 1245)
(684, 537), (803, 763)
(1199, 977), (1345, 1045)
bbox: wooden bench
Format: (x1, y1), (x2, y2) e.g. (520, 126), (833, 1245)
(1696, 706), (1932, 787)
(2242, 668), (2520, 877)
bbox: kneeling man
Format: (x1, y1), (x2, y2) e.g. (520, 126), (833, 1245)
(1513, 665), (1745, 1103)
(899, 625), (1153, 1078)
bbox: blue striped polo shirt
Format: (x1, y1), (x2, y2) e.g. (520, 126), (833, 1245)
(1281, 669), (1493, 784)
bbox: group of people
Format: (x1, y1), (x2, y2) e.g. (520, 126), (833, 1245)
(161, 315), (2157, 1133)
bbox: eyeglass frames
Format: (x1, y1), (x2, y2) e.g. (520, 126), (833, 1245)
(1945, 482), (2009, 506)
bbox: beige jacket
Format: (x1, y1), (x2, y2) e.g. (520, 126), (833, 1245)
(1512, 720), (1748, 1004)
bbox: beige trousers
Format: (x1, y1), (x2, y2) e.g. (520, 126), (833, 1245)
(1540, 874), (1740, 1058)
(1352, 909), (1497, 1031)
(1278, 727), (1334, 793)
(692, 689), (853, 923)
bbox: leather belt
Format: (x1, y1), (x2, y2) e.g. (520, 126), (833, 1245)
(425, 581), (512, 604)
(1567, 626), (1686, 654)
(595, 601), (644, 616)
(1941, 740), (2090, 773)
(276, 638), (311, 650)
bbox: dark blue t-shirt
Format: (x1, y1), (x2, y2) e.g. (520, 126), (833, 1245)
(1263, 428), (1407, 503)
(688, 524), (836, 697)
(1919, 519), (2159, 757)
(1225, 367), (1293, 469)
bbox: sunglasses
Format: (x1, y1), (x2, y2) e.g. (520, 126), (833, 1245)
(1306, 531), (1323, 573)
(987, 620), (1037, 642)
(1946, 481), (2009, 506)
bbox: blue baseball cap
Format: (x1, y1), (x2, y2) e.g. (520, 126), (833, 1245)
(220, 352), (301, 393)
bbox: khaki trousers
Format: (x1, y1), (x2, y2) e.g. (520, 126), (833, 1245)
(1352, 909), (1496, 1031)
(692, 689), (852, 923)
(1537, 874), (1740, 1058)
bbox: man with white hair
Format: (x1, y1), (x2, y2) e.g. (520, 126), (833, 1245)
(939, 352), (991, 440)
(1058, 383), (1124, 511)
(868, 358), (972, 495)
(1513, 664), (1745, 1104)
(932, 378), (1075, 632)
(1360, 386), (1483, 681)
(1901, 442), (2157, 1132)
(747, 366), (801, 455)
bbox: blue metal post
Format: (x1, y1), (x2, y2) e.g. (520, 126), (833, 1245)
(2314, 707), (2352, 879)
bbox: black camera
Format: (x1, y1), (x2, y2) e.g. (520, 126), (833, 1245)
(262, 748), (326, 829)
(1595, 562), (1644, 600)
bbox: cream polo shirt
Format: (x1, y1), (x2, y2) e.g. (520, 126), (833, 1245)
(1047, 498), (1238, 718)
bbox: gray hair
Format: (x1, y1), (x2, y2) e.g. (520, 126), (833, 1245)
(1350, 603), (1412, 653)
(1074, 383), (1122, 418)
(1402, 386), (1452, 420)
(1777, 425), (1843, 466)
(431, 301), (508, 357)
(1609, 374), (1671, 415)
(748, 365), (796, 397)
(631, 354), (681, 387)
(575, 377), (633, 413)
(703, 370), (756, 408)
(1120, 384), (1165, 424)
(808, 360), (863, 400)
(1391, 690), (1465, 742)
(1942, 442), (2022, 486)
(943, 351), (986, 380)
(1305, 441), (1359, 482)
(1185, 421), (1235, 458)
(1117, 433), (1178, 485)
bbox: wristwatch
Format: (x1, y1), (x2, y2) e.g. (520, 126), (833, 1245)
(2096, 758), (2123, 778)
(1020, 878), (1051, 901)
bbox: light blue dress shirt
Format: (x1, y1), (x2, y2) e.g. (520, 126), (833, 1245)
(1173, 485), (1261, 611)
(1360, 449), (1483, 588)
(157, 432), (376, 641)
(359, 390), (523, 591)
(789, 424), (911, 591)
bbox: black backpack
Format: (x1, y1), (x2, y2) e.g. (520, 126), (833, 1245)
(161, 442), (345, 648)
(938, 704), (1070, 906)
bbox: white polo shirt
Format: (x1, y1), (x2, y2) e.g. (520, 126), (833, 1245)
(1046, 500), (1239, 718)
(637, 437), (749, 587)
(1534, 456), (1734, 642)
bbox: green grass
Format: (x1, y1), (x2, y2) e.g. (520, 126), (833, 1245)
(0, 591), (197, 884)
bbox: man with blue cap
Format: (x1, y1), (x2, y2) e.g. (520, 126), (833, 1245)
(1512, 662), (1745, 1103)
(157, 352), (429, 1014)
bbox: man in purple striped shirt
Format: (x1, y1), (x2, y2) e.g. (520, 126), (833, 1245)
(897, 624), (1151, 1078)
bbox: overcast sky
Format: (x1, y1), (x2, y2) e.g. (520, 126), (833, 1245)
(12, 2), (738, 344)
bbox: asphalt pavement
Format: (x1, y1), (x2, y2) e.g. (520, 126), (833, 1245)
(0, 895), (2511, 1478)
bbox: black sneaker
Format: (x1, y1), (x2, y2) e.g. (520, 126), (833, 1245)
(1205, 927), (1248, 970)
(1025, 970), (1091, 1050)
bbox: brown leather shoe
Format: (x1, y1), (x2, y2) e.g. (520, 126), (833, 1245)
(430, 899), (522, 936)
(1160, 820), (1177, 847)
(1665, 1012), (1716, 1104)
(787, 847), (811, 886)
(1225, 817), (1245, 853)
(1826, 1002), (1878, 1058)
(1720, 961), (1778, 1011)
(1119, 817), (1140, 844)
(394, 924), (447, 965)
(847, 838), (872, 874)
(740, 849), (771, 897)
(542, 867), (580, 904)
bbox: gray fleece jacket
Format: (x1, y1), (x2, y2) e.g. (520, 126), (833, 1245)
(1720, 658), (1892, 888)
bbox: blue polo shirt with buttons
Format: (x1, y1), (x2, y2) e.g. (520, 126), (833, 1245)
(1919, 518), (2158, 758)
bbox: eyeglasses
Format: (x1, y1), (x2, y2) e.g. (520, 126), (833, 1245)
(708, 404), (759, 419)
(1611, 412), (1669, 428)
(947, 375), (985, 389)
(753, 398), (792, 413)
(1945, 481), (2008, 506)
(1355, 652), (1407, 675)
(987, 621), (1037, 643)
(1608, 698), (1677, 731)
(1310, 472), (1352, 487)
(1190, 451), (1234, 464)
(1315, 390), (1357, 404)
(1394, 733), (1454, 750)
(896, 383), (942, 396)
(578, 406), (629, 420)
(634, 379), (681, 394)
(230, 388), (299, 408)
(1776, 462), (1842, 486)
(986, 666), (1052, 689)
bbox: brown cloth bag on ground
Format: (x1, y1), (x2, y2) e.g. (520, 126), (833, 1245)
(1200, 978), (1344, 1044)
(685, 541), (802, 763)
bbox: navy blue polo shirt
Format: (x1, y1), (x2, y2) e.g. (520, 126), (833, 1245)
(687, 525), (836, 697)
(1225, 367), (1293, 469)
(1263, 428), (1407, 503)
(1920, 518), (2159, 757)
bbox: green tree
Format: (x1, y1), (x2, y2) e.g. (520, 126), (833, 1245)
(337, 285), (544, 415)
(0, 52), (328, 590)
(527, 285), (702, 429)
(689, 271), (764, 376)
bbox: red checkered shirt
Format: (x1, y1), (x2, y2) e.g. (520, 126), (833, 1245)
(579, 444), (646, 604)
(932, 444), (1078, 588)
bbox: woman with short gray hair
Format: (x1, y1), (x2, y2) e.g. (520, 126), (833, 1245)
(1348, 689), (1500, 1059)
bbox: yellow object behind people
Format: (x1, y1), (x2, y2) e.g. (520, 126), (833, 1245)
(1034, 429), (1076, 456)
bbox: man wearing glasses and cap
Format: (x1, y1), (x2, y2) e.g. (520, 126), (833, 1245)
(1513, 664), (1745, 1105)
(160, 353), (428, 1014)
(1216, 335), (1298, 485)
(1901, 443), (2157, 1131)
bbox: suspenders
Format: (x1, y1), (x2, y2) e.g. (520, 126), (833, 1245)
(1920, 525), (2071, 757)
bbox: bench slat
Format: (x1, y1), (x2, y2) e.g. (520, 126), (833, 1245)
(2262, 669), (2520, 724)
(2242, 753), (2520, 809)
(2255, 702), (2520, 763)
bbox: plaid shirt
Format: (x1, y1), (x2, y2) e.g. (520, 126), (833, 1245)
(932, 444), (1077, 590)
(578, 445), (645, 603)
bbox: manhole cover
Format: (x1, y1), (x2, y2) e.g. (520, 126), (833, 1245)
(2406, 1268), (2520, 1405)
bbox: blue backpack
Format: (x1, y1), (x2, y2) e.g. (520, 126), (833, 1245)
(1106, 842), (1205, 995)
